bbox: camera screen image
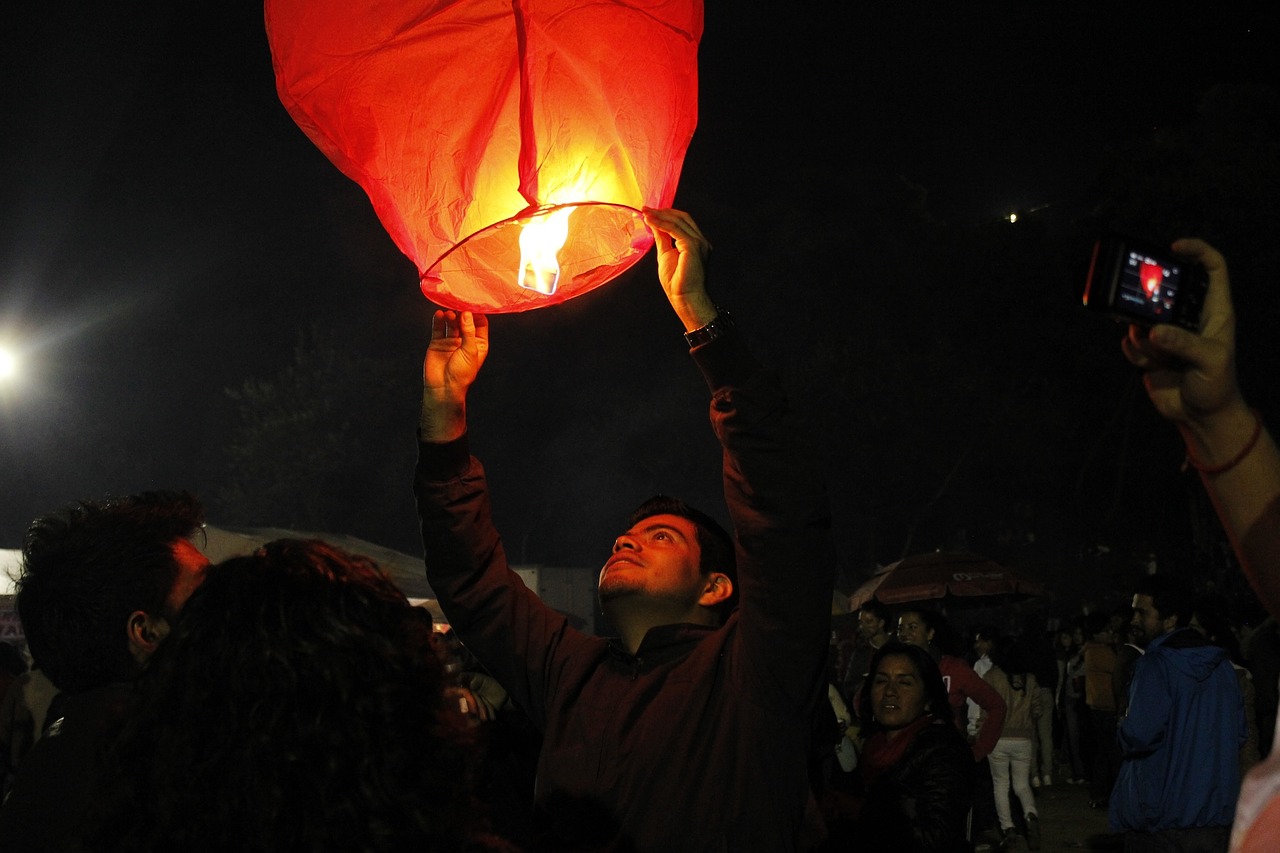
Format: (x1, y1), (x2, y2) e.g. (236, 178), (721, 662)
(1115, 249), (1182, 323)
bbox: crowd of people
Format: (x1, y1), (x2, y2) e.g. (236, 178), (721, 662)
(0, 218), (1278, 853)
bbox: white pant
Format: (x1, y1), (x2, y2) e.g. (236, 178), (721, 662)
(990, 736), (1037, 831)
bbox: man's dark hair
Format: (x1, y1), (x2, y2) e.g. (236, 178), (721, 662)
(973, 624), (999, 645)
(89, 539), (506, 853)
(16, 491), (204, 694)
(857, 641), (953, 731)
(1085, 610), (1111, 637)
(859, 598), (890, 627)
(629, 495), (737, 622)
(1135, 573), (1193, 629)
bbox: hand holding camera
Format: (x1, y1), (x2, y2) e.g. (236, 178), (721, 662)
(1110, 238), (1244, 443)
(1083, 235), (1242, 440)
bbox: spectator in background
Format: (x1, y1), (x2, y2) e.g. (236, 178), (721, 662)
(845, 641), (975, 852)
(1192, 597), (1260, 779)
(1082, 611), (1120, 811)
(1023, 621), (1059, 788)
(1060, 623), (1090, 786)
(0, 645), (24, 707)
(1243, 618), (1280, 759)
(0, 491), (207, 853)
(1112, 574), (1244, 850)
(1112, 614), (1143, 720)
(897, 608), (1007, 762)
(984, 638), (1044, 851)
(88, 539), (511, 853)
(845, 598), (893, 707)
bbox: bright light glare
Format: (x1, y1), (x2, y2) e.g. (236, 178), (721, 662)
(0, 347), (17, 381)
(517, 207), (574, 295)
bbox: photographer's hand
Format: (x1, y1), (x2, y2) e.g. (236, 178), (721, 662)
(421, 310), (489, 443)
(1122, 239), (1280, 614)
(1120, 239), (1245, 441)
(1119, 239), (1264, 477)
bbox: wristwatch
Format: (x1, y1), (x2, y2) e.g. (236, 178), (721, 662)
(683, 308), (734, 348)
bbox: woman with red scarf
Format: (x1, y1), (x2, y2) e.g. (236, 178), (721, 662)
(847, 641), (975, 851)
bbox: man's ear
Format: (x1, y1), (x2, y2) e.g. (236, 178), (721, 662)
(698, 573), (733, 608)
(126, 610), (170, 664)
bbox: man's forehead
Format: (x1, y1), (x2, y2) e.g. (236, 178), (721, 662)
(1132, 594), (1155, 611)
(625, 514), (696, 538)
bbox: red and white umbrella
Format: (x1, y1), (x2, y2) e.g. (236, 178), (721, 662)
(848, 552), (1045, 611)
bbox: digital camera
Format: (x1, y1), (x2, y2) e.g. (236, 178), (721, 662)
(1083, 235), (1207, 330)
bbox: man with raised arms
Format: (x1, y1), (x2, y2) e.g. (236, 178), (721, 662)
(414, 208), (835, 851)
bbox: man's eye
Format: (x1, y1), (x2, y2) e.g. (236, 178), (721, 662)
(654, 532), (669, 540)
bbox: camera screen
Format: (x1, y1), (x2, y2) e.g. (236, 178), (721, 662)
(1115, 249), (1183, 323)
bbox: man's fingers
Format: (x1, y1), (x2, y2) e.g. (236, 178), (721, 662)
(1121, 330), (1153, 368)
(1172, 238), (1234, 339)
(643, 207), (710, 251)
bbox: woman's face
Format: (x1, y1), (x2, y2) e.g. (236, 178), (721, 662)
(896, 611), (933, 649)
(871, 653), (929, 732)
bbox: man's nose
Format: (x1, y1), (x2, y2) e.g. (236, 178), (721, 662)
(613, 534), (638, 553)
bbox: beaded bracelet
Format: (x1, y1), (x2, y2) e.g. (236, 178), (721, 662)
(1185, 408), (1264, 475)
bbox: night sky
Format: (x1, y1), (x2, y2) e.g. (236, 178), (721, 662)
(1, 3), (1273, 603)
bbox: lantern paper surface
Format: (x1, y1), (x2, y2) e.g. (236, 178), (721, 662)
(265, 0), (703, 313)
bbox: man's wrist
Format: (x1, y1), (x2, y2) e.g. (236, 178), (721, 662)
(1178, 399), (1257, 470)
(419, 395), (467, 443)
(670, 291), (718, 333)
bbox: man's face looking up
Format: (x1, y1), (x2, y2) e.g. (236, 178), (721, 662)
(598, 514), (706, 606)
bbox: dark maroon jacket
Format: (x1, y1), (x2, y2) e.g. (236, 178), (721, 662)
(415, 329), (834, 852)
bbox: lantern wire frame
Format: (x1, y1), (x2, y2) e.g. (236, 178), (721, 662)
(423, 202), (652, 313)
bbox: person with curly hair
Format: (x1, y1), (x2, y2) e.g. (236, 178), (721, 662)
(88, 539), (512, 853)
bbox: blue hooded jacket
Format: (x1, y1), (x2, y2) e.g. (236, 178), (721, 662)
(1110, 627), (1246, 831)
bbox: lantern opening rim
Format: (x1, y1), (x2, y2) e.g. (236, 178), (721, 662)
(422, 201), (643, 285)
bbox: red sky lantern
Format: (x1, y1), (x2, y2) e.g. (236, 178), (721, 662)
(265, 0), (703, 313)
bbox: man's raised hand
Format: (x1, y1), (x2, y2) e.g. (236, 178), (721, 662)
(420, 310), (489, 443)
(643, 208), (717, 333)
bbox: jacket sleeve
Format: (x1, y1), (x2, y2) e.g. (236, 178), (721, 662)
(414, 435), (579, 732)
(1117, 655), (1171, 755)
(691, 329), (835, 711)
(958, 664), (1006, 760)
(911, 736), (977, 852)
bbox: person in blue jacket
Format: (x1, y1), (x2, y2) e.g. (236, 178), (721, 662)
(1111, 573), (1246, 852)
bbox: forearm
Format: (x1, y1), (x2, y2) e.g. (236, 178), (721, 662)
(669, 291), (718, 333)
(696, 328), (835, 701)
(414, 442), (559, 728)
(419, 392), (467, 443)
(1180, 403), (1280, 614)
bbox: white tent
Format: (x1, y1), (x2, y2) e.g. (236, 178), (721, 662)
(199, 526), (445, 620)
(2, 548), (21, 596)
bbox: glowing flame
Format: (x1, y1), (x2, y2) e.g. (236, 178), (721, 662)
(517, 207), (574, 294)
(1140, 260), (1163, 297)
